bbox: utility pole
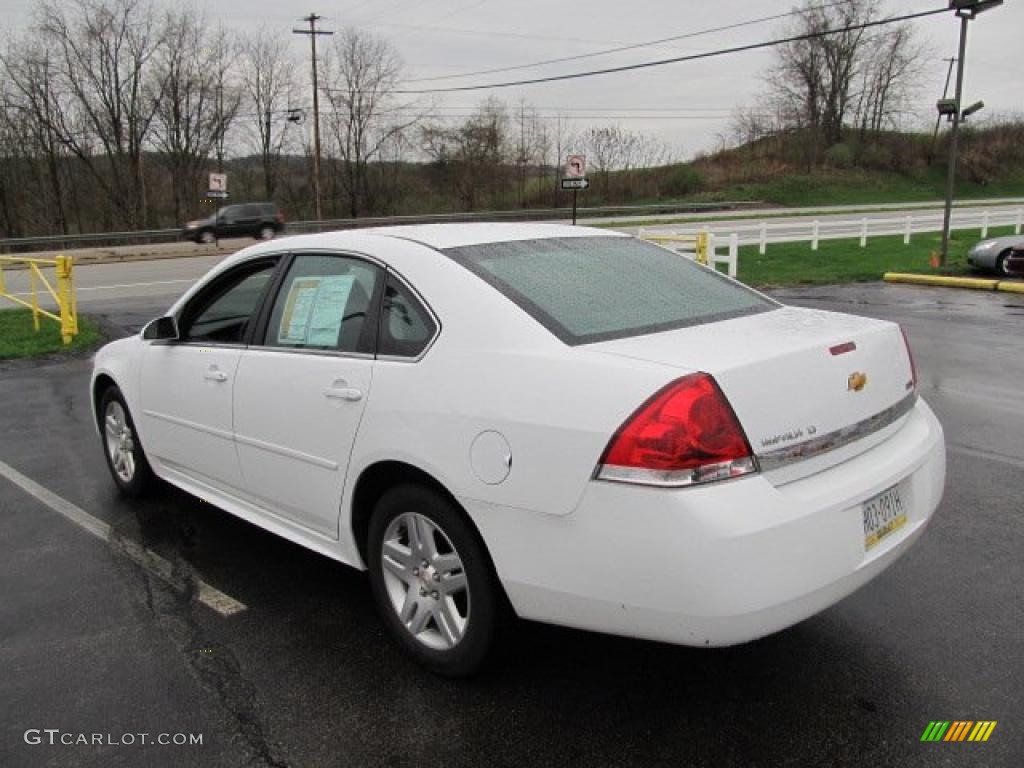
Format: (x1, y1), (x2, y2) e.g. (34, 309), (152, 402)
(293, 13), (333, 221)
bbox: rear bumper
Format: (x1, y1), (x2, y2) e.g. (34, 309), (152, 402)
(468, 399), (945, 646)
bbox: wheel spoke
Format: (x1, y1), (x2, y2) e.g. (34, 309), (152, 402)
(413, 515), (437, 558)
(407, 601), (431, 635)
(404, 514), (423, 553)
(440, 571), (466, 595)
(398, 588), (417, 624)
(382, 553), (415, 584)
(122, 451), (135, 480)
(436, 598), (462, 646)
(382, 540), (414, 570)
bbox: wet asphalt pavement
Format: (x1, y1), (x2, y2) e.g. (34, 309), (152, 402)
(0, 282), (1021, 768)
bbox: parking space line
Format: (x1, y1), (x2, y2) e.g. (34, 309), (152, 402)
(0, 458), (247, 617)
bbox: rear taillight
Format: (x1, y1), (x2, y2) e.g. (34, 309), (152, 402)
(596, 373), (757, 487)
(900, 326), (917, 391)
(275, 211), (285, 224)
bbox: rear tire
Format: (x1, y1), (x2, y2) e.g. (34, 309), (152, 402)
(99, 386), (154, 497)
(996, 250), (1012, 276)
(367, 484), (501, 677)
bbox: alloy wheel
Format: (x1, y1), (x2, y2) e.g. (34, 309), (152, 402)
(104, 400), (136, 483)
(380, 512), (470, 651)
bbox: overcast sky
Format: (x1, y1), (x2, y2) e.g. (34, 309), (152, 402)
(5, 0), (1022, 159)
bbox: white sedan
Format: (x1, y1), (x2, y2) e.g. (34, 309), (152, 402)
(90, 224), (945, 675)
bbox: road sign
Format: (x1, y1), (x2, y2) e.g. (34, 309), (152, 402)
(561, 178), (589, 190)
(565, 155), (586, 179)
(208, 173), (227, 193)
(207, 190), (229, 199)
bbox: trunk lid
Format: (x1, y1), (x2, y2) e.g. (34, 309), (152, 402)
(589, 306), (914, 476)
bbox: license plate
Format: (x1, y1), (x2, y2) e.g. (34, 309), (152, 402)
(862, 485), (907, 551)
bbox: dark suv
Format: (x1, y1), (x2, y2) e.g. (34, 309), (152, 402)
(183, 203), (285, 243)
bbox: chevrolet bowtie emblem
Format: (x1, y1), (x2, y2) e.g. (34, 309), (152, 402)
(848, 372), (868, 392)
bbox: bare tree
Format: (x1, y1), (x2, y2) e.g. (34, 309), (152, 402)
(766, 0), (877, 165)
(512, 100), (547, 208)
(584, 125), (630, 199)
(151, 12), (241, 222)
(319, 29), (421, 218)
(853, 24), (924, 139)
(35, 0), (165, 228)
(240, 29), (296, 200)
(422, 98), (509, 211)
(2, 38), (71, 234)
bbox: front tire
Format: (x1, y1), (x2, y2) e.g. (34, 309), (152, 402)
(198, 230), (215, 244)
(367, 485), (500, 677)
(99, 386), (154, 497)
(258, 225), (275, 240)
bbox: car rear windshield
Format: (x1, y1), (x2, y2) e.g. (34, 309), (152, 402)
(442, 236), (776, 345)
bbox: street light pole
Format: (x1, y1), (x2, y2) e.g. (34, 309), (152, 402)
(293, 13), (333, 221)
(938, 0), (1002, 267)
(939, 15), (969, 267)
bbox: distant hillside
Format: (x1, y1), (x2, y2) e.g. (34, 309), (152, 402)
(682, 121), (1024, 207)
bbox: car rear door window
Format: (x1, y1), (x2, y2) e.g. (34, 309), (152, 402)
(262, 254), (381, 354)
(443, 236), (775, 345)
(377, 276), (437, 358)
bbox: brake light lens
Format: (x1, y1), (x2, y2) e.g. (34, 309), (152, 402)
(900, 326), (917, 391)
(596, 373), (757, 487)
(275, 210), (285, 223)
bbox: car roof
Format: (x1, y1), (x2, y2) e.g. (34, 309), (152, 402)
(357, 222), (626, 250)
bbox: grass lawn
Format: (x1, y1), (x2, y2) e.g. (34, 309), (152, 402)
(0, 308), (102, 360)
(735, 227), (1015, 287)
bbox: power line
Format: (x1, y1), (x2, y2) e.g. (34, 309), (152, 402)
(387, 7), (947, 95)
(405, 0), (853, 83)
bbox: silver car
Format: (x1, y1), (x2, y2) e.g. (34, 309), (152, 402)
(966, 234), (1024, 275)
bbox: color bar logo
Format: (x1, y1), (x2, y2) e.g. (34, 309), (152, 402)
(921, 721), (997, 742)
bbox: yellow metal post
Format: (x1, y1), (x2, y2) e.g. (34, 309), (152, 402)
(29, 265), (40, 331)
(695, 232), (709, 265)
(56, 255), (78, 344)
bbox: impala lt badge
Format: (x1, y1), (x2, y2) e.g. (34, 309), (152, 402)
(848, 372), (868, 392)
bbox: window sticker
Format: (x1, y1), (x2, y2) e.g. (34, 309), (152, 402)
(276, 274), (355, 347)
(307, 275), (355, 347)
(277, 277), (321, 344)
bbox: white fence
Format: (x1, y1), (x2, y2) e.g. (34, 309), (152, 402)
(640, 206), (1024, 266)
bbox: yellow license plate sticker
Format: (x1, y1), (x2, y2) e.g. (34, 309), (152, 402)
(863, 485), (907, 551)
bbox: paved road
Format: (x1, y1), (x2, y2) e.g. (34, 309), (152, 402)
(6, 198), (1022, 272)
(0, 283), (1020, 767)
(2, 198), (1019, 333)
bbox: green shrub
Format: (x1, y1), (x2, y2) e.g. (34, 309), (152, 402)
(660, 164), (704, 197)
(824, 142), (855, 168)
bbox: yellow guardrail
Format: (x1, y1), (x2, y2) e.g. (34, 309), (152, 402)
(0, 255), (79, 344)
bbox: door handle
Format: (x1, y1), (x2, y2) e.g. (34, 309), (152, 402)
(323, 386), (363, 402)
(204, 368), (228, 382)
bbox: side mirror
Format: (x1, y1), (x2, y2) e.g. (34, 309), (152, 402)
(142, 316), (179, 341)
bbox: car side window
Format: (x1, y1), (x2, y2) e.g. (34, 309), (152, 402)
(180, 261), (278, 344)
(378, 276), (437, 358)
(263, 254), (381, 354)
